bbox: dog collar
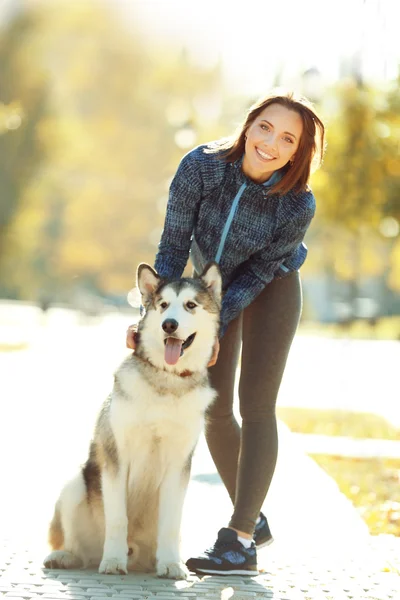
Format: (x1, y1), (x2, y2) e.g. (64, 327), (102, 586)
(133, 353), (194, 378)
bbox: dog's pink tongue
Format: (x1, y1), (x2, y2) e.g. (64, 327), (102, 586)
(164, 338), (183, 365)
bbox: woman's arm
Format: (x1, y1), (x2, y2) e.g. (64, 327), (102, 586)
(219, 208), (315, 337)
(154, 150), (203, 279)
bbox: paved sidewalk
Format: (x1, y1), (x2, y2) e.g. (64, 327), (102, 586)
(1, 314), (399, 598)
(1, 424), (399, 600)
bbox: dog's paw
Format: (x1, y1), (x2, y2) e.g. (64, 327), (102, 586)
(43, 550), (83, 570)
(99, 556), (128, 575)
(157, 560), (190, 580)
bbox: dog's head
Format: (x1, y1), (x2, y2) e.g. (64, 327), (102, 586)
(134, 263), (222, 374)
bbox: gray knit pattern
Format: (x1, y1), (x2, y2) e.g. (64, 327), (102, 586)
(154, 144), (316, 337)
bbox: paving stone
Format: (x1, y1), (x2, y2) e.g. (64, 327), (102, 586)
(0, 474), (399, 600)
(131, 597), (169, 600)
(71, 591), (109, 596)
(240, 585), (275, 591)
(39, 595), (69, 599)
(50, 595), (87, 600)
(4, 589), (37, 598)
(29, 585), (66, 593)
(110, 585), (144, 590)
(110, 595), (148, 599)
(85, 587), (115, 592)
(115, 593), (148, 597)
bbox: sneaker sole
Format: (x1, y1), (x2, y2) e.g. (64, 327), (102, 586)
(256, 536), (274, 551)
(195, 567), (259, 576)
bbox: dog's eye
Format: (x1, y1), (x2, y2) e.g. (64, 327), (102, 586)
(160, 302), (168, 310)
(186, 301), (197, 310)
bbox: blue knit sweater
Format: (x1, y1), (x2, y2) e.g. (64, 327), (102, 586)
(154, 143), (316, 337)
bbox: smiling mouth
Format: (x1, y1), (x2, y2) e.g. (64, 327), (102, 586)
(256, 147), (276, 161)
(163, 333), (196, 365)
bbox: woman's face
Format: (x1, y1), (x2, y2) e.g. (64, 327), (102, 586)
(242, 103), (303, 183)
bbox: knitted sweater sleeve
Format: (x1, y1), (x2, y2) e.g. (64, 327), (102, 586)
(219, 207), (315, 338)
(154, 150), (203, 279)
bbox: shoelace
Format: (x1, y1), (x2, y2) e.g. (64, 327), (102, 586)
(205, 541), (226, 554)
(205, 538), (240, 555)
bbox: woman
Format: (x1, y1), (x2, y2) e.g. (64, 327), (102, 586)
(127, 91), (325, 576)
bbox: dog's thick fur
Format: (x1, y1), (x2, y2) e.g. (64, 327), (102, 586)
(43, 263), (222, 579)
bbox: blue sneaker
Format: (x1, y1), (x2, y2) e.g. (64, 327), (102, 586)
(254, 512), (274, 549)
(185, 527), (258, 576)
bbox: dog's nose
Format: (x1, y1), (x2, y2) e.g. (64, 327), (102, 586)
(162, 319), (179, 334)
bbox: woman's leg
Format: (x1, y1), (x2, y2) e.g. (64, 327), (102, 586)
(228, 271), (303, 535)
(205, 312), (243, 503)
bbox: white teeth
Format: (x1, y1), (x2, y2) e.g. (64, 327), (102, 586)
(257, 148), (275, 160)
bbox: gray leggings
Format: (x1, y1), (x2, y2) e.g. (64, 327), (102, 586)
(206, 271), (302, 535)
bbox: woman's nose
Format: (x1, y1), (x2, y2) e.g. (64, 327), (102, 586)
(264, 131), (277, 147)
(263, 135), (278, 153)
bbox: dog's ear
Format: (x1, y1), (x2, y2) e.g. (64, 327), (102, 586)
(137, 263), (161, 300)
(199, 262), (222, 302)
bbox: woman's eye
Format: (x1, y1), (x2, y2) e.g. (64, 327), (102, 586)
(260, 124), (269, 131)
(160, 302), (168, 309)
(186, 301), (197, 310)
(284, 137), (293, 144)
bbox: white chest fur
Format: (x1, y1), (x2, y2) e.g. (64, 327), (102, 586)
(109, 362), (215, 467)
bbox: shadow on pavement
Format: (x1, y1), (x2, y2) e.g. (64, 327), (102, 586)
(191, 472), (223, 485)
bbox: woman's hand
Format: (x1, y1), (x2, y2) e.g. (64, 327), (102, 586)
(126, 324), (138, 350)
(208, 338), (220, 367)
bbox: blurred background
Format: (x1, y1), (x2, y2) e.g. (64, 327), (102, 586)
(0, 0), (399, 324)
(0, 0), (399, 546)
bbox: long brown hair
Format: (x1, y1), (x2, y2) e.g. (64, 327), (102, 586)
(207, 91), (326, 195)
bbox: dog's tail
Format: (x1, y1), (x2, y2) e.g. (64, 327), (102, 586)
(48, 502), (64, 550)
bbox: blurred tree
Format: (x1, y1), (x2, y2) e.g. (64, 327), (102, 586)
(378, 74), (400, 295)
(309, 78), (400, 314)
(0, 1), (227, 301)
(6, 2), (397, 310)
(0, 9), (49, 295)
(380, 74), (400, 222)
(313, 82), (387, 234)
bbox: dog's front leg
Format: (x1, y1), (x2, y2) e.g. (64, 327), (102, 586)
(99, 464), (129, 575)
(156, 458), (191, 580)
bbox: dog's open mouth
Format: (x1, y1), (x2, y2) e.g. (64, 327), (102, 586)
(164, 333), (196, 365)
